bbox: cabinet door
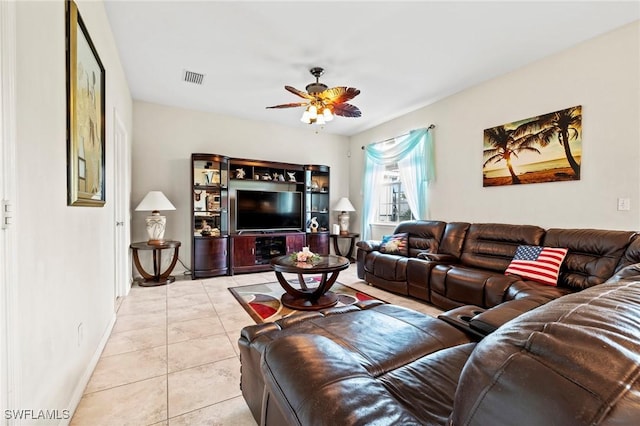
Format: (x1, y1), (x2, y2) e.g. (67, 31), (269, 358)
(286, 234), (305, 254)
(306, 232), (329, 255)
(193, 237), (228, 276)
(233, 236), (256, 267)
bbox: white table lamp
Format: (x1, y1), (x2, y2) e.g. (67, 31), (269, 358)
(333, 197), (355, 235)
(135, 191), (176, 245)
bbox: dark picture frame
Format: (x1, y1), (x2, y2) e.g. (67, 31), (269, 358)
(66, 1), (106, 206)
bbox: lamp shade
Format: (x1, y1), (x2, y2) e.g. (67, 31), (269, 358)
(135, 191), (176, 213)
(333, 197), (355, 212)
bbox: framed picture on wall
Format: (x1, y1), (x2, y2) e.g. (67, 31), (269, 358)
(482, 105), (582, 187)
(66, 0), (106, 206)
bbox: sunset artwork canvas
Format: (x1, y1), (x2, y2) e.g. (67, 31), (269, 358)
(483, 105), (582, 187)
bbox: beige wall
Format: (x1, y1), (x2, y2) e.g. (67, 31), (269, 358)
(14, 0), (132, 418)
(350, 21), (640, 235)
(131, 101), (350, 272)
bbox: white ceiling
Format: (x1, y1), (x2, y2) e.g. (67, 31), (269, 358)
(103, 1), (640, 136)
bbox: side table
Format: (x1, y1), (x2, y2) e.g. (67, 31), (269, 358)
(130, 240), (181, 287)
(330, 233), (360, 262)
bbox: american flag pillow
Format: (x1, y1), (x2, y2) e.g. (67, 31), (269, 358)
(505, 245), (568, 286)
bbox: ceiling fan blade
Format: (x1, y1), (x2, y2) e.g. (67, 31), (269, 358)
(333, 103), (361, 118)
(266, 102), (309, 109)
(318, 87), (360, 104)
(285, 85), (314, 100)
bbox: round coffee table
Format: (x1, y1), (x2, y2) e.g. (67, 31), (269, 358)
(270, 254), (350, 310)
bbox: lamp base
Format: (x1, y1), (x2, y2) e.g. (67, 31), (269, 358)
(147, 239), (167, 246)
(146, 214), (167, 244)
(338, 211), (350, 236)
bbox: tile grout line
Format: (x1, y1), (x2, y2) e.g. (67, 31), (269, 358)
(165, 283), (170, 424)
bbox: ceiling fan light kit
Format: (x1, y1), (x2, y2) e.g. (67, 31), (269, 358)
(267, 67), (361, 126)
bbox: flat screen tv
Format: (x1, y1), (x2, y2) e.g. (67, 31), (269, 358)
(236, 190), (303, 232)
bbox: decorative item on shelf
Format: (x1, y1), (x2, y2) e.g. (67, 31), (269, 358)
(202, 170), (214, 185)
(135, 191), (176, 245)
(290, 246), (320, 264)
(207, 194), (220, 212)
(278, 174), (285, 182)
(235, 168), (246, 179)
(321, 186), (328, 193)
(287, 172), (296, 182)
(262, 173), (272, 180)
(200, 219), (212, 236)
(254, 174), (260, 180)
(332, 224), (340, 235)
(333, 197), (355, 235)
(311, 180), (320, 191)
(211, 170), (220, 184)
(309, 217), (319, 233)
(194, 189), (202, 201)
(272, 172), (280, 180)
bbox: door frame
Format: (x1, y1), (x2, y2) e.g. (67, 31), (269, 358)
(0, 1), (21, 422)
(113, 109), (131, 298)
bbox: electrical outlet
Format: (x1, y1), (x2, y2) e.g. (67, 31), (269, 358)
(617, 198), (631, 211)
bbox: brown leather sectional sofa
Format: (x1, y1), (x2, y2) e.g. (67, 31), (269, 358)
(238, 221), (640, 425)
(253, 269), (640, 425)
(240, 266), (640, 425)
(357, 220), (638, 311)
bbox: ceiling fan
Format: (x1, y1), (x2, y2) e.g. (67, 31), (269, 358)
(266, 67), (361, 125)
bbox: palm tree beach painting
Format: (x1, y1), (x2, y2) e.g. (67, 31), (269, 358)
(483, 105), (582, 187)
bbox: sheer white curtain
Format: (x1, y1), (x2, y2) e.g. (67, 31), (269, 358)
(361, 128), (434, 240)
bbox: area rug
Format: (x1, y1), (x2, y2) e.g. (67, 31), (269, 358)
(229, 278), (385, 324)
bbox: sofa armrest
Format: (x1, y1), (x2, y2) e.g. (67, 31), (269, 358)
(356, 240), (381, 252)
(261, 334), (424, 425)
(416, 252), (459, 263)
(468, 298), (546, 335)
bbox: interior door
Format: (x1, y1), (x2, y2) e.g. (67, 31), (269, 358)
(114, 109), (131, 298)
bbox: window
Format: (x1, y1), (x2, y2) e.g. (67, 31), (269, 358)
(362, 128), (433, 240)
(377, 164), (415, 223)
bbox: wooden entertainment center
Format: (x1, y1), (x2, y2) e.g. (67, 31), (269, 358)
(191, 154), (330, 278)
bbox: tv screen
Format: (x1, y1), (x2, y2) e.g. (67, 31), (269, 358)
(236, 190), (303, 231)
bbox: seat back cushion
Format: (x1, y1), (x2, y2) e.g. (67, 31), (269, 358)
(460, 223), (545, 272)
(451, 280), (640, 426)
(438, 222), (470, 258)
(543, 228), (636, 290)
(615, 234), (640, 272)
(394, 220), (447, 258)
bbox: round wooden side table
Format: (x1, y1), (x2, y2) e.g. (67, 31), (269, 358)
(130, 240), (181, 286)
(330, 233), (360, 262)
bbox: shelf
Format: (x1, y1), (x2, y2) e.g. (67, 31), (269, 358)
(193, 184), (226, 189)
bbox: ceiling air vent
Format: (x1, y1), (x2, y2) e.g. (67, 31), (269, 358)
(183, 70), (205, 85)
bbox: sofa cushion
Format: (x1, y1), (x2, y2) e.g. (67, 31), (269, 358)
(460, 223), (545, 272)
(262, 334), (476, 426)
(504, 245), (568, 286)
(380, 233), (409, 256)
(394, 220), (447, 258)
(543, 228), (636, 289)
(451, 280), (640, 426)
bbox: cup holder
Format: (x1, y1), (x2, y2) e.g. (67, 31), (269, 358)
(438, 305), (488, 340)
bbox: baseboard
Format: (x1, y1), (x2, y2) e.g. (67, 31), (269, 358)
(61, 312), (116, 425)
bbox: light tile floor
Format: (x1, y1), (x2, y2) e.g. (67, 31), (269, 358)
(71, 265), (442, 425)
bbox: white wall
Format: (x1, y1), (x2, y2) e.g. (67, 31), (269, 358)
(350, 21), (640, 234)
(132, 101), (350, 273)
(14, 0), (132, 420)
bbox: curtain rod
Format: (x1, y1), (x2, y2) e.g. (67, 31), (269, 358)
(361, 124), (435, 150)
